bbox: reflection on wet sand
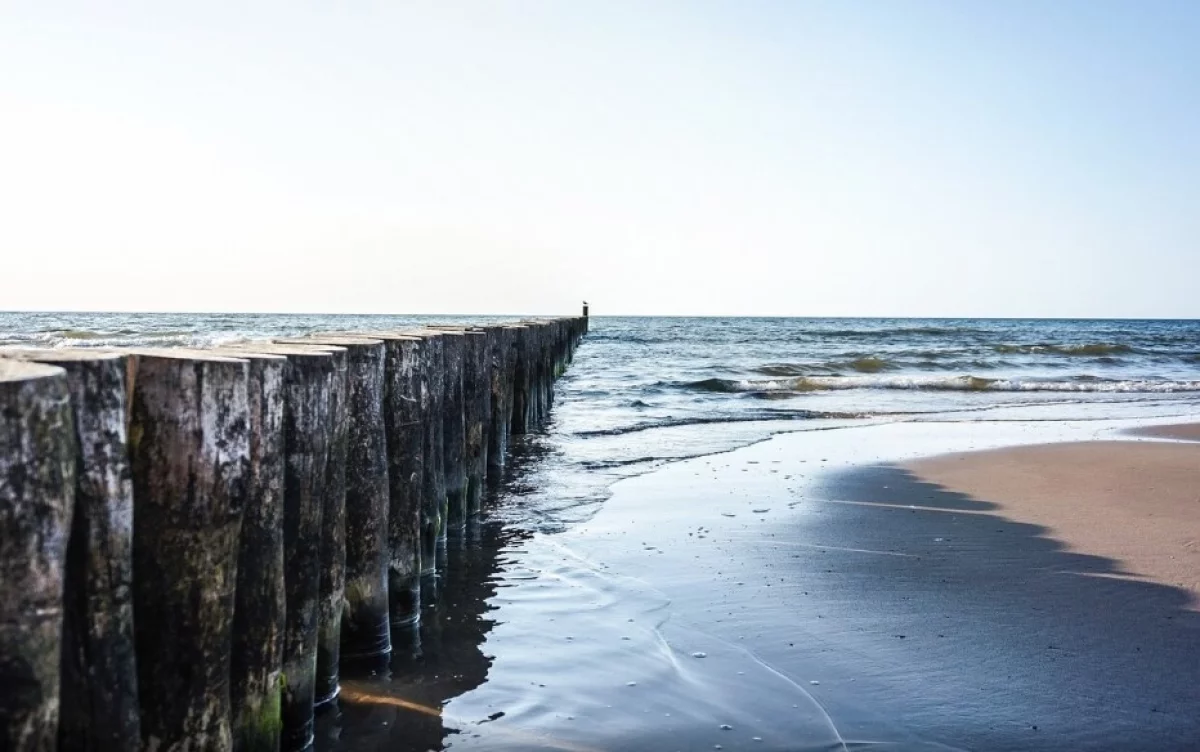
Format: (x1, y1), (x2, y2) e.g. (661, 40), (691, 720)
(315, 517), (524, 752)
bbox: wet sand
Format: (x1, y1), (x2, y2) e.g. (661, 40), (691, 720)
(323, 420), (1200, 751)
(1125, 421), (1200, 442)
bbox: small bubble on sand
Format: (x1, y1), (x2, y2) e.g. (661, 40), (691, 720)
(810, 680), (820, 685)
(626, 681), (637, 687)
(691, 651), (707, 658)
(719, 724), (733, 730)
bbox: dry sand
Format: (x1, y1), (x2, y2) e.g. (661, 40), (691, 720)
(906, 431), (1200, 605)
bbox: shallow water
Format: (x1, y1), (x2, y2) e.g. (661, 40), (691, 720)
(5, 314), (1199, 748)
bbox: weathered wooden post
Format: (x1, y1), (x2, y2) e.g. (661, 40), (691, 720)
(1, 350), (139, 752)
(127, 349), (250, 752)
(383, 336), (426, 630)
(275, 339), (349, 707)
(405, 331), (446, 598)
(225, 344), (334, 752)
(462, 330), (490, 516)
(199, 348), (289, 752)
(527, 322), (545, 428)
(527, 322), (544, 429)
(297, 336), (392, 668)
(532, 322), (549, 424)
(554, 319), (570, 377)
(0, 360), (75, 752)
(486, 326), (516, 485)
(508, 325), (531, 435)
(328, 332), (427, 631)
(537, 322), (554, 422)
(436, 330), (468, 538)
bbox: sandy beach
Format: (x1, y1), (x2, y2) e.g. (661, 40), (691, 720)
(908, 434), (1200, 604)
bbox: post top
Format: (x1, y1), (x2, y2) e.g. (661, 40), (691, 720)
(0, 358), (66, 383)
(204, 347), (288, 361)
(121, 347), (249, 363)
(219, 342), (340, 357)
(274, 336), (383, 348)
(324, 331), (425, 342)
(0, 347), (125, 363)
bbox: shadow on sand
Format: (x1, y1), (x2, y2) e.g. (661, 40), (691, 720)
(798, 463), (1200, 750)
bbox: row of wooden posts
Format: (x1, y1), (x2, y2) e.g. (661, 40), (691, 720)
(0, 316), (588, 752)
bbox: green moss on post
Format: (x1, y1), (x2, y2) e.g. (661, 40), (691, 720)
(236, 344), (335, 752)
(205, 348), (288, 752)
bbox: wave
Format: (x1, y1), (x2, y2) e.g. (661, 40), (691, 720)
(816, 326), (978, 338)
(682, 375), (1200, 394)
(754, 355), (896, 376)
(574, 410), (863, 437)
(992, 343), (1138, 356)
(52, 329), (108, 340)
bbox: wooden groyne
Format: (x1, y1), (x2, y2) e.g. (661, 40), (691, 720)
(0, 315), (587, 752)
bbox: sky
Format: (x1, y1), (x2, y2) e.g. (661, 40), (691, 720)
(1, 1), (1197, 317)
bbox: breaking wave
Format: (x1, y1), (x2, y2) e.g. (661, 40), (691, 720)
(816, 326), (978, 338)
(574, 410), (863, 437)
(992, 343), (1138, 356)
(683, 375), (1200, 394)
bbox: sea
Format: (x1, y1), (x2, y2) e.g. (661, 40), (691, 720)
(4, 313), (1200, 750)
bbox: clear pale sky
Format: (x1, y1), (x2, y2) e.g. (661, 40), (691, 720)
(2, 1), (1197, 316)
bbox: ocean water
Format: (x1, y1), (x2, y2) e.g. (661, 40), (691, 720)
(5, 314), (1200, 749)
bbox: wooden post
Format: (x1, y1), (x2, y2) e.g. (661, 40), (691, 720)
(0, 360), (75, 752)
(406, 332), (446, 596)
(226, 344), (334, 752)
(293, 337), (391, 667)
(486, 326), (516, 485)
(274, 339), (350, 707)
(536, 322), (554, 422)
(201, 348), (288, 752)
(126, 349), (250, 752)
(508, 325), (531, 435)
(531, 323), (548, 424)
(383, 336), (426, 630)
(324, 332), (427, 631)
(0, 350), (139, 752)
(462, 330), (489, 517)
(435, 330), (467, 537)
